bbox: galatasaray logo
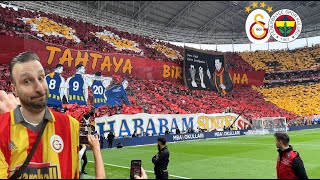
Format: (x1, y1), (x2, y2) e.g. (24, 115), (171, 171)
(245, 9), (270, 44)
(245, 2), (273, 44)
(50, 135), (64, 153)
(269, 9), (302, 43)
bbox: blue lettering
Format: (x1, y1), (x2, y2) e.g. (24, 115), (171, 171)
(146, 118), (156, 135)
(159, 118), (169, 135)
(133, 118), (144, 134)
(170, 118), (178, 133)
(97, 121), (115, 138)
(182, 117), (194, 132)
(119, 119), (131, 137)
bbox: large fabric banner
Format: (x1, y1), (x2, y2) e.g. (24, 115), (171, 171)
(184, 47), (233, 93)
(0, 35), (265, 85)
(228, 70), (265, 86)
(184, 47), (265, 89)
(95, 113), (252, 138)
(0, 35), (183, 82)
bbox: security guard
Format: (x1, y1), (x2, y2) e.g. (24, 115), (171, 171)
(274, 132), (308, 179)
(152, 137), (170, 179)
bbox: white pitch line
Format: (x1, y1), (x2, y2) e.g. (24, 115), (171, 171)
(88, 161), (191, 179)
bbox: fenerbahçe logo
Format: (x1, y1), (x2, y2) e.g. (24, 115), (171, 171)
(245, 2), (302, 44)
(269, 9), (302, 43)
(50, 135), (64, 153)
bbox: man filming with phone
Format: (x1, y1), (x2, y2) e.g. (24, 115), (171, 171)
(152, 137), (170, 179)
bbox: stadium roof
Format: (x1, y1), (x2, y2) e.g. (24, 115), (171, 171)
(4, 1), (320, 44)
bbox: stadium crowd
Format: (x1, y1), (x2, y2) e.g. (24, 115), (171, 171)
(0, 5), (318, 136)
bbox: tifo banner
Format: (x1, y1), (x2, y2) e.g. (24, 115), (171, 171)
(0, 35), (183, 82)
(183, 47), (266, 88)
(0, 35), (264, 85)
(184, 47), (233, 93)
(229, 70), (265, 86)
(95, 113), (251, 138)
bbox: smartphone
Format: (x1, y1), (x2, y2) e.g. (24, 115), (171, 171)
(130, 160), (141, 179)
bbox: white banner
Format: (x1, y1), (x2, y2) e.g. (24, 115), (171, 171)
(95, 113), (251, 137)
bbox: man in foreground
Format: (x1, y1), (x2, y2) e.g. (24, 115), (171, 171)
(152, 137), (170, 179)
(0, 52), (80, 178)
(274, 132), (308, 179)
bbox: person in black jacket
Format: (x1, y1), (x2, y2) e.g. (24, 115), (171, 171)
(152, 137), (170, 179)
(274, 132), (308, 179)
(107, 132), (115, 149)
(100, 133), (105, 149)
(175, 128), (180, 135)
(80, 144), (88, 175)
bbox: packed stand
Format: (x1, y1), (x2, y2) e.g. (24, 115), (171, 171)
(240, 45), (320, 72)
(252, 83), (320, 116)
(0, 5), (184, 64)
(125, 75), (297, 121)
(225, 52), (255, 71)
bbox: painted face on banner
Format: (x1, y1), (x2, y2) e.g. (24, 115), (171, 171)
(215, 59), (222, 71)
(56, 66), (63, 74)
(122, 80), (129, 89)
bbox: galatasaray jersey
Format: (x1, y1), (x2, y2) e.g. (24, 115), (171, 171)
(91, 80), (106, 108)
(46, 72), (63, 109)
(67, 74), (86, 105)
(0, 106), (80, 179)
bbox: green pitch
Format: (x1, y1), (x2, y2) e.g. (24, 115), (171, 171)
(82, 129), (320, 179)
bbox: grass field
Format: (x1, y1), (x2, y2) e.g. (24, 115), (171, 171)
(82, 129), (320, 179)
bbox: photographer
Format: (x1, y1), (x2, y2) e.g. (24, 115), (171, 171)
(152, 137), (170, 179)
(80, 144), (88, 175)
(107, 132), (115, 149)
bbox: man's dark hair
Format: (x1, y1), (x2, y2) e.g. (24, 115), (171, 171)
(95, 71), (102, 76)
(10, 52), (40, 82)
(158, 137), (166, 145)
(55, 64), (63, 69)
(274, 132), (290, 145)
(83, 113), (91, 119)
(76, 64), (84, 70)
(215, 58), (222, 63)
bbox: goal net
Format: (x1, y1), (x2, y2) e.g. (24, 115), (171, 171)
(250, 117), (287, 135)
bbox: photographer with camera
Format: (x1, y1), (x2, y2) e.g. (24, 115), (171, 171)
(152, 137), (170, 179)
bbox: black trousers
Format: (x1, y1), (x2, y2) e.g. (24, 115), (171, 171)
(81, 151), (87, 173)
(108, 140), (113, 149)
(100, 140), (104, 149)
(155, 171), (168, 179)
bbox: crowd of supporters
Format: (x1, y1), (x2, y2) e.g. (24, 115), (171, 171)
(240, 45), (320, 72)
(0, 63), (299, 124)
(0, 5), (184, 64)
(2, 5), (320, 72)
(1, 5), (320, 131)
(253, 83), (320, 117)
